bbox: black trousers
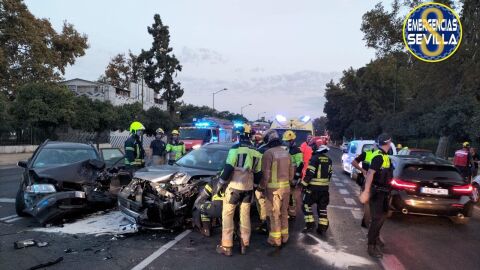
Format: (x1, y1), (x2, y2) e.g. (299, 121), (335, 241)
(302, 188), (329, 230)
(368, 189), (388, 245)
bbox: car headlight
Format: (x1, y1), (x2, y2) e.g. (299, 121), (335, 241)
(192, 144), (201, 150)
(26, 184), (56, 193)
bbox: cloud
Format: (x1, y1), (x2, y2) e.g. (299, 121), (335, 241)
(178, 47), (227, 65)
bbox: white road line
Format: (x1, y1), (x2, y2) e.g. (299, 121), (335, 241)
(328, 205), (361, 211)
(381, 254), (407, 270)
(351, 209), (363, 220)
(0, 198), (15, 203)
(5, 217), (22, 223)
(0, 214), (18, 221)
(343, 180), (350, 184)
(131, 230), (191, 270)
(334, 182), (344, 187)
(344, 198), (357, 205)
(339, 189), (350, 195)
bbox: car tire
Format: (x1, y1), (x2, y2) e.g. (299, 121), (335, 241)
(463, 203), (474, 218)
(451, 216), (469, 225)
(15, 182), (28, 217)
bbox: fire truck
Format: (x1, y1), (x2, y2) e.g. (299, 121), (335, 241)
(179, 117), (234, 151)
(270, 115), (314, 146)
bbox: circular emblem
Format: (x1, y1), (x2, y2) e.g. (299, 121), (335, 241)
(403, 2), (462, 62)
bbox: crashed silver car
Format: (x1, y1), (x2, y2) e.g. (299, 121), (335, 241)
(118, 143), (231, 229)
(15, 141), (130, 225)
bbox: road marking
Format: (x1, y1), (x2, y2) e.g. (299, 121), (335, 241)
(343, 180), (350, 184)
(328, 205), (361, 211)
(339, 189), (350, 195)
(351, 209), (363, 220)
(0, 214), (18, 221)
(5, 217), (22, 223)
(131, 230), (191, 270)
(334, 182), (344, 187)
(381, 254), (407, 270)
(0, 198), (15, 203)
(344, 198), (357, 205)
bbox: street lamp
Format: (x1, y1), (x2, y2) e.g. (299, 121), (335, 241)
(241, 103), (252, 116)
(257, 111), (266, 120)
(212, 88), (228, 111)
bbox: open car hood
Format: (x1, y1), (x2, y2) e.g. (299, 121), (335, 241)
(133, 165), (217, 184)
(31, 159), (105, 184)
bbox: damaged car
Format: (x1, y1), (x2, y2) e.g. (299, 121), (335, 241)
(15, 140), (131, 225)
(118, 143), (231, 229)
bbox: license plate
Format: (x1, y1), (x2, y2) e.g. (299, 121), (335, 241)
(421, 187), (448, 195)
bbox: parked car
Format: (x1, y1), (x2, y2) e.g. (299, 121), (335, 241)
(340, 142), (349, 152)
(118, 142), (232, 229)
(389, 156), (476, 222)
(397, 148), (435, 158)
(15, 140), (129, 225)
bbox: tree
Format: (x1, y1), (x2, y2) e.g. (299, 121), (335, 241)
(0, 0), (88, 95)
(138, 14), (183, 117)
(114, 102), (145, 132)
(312, 116), (327, 136)
(142, 106), (177, 135)
(0, 93), (13, 135)
(99, 51), (138, 89)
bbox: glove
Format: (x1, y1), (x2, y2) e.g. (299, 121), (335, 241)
(213, 179), (228, 196)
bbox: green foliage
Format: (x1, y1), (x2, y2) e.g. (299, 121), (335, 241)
(0, 0), (88, 95)
(312, 116), (327, 135)
(114, 102), (145, 132)
(72, 96), (116, 133)
(142, 107), (176, 135)
(177, 103), (248, 123)
(0, 93), (13, 134)
(99, 51), (138, 89)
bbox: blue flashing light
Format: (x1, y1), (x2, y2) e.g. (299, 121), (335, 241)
(301, 115), (311, 122)
(195, 122), (211, 128)
(233, 121), (243, 128)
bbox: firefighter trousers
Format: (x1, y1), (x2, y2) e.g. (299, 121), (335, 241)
(221, 187), (253, 248)
(302, 188), (329, 231)
(288, 186), (297, 217)
(200, 200), (223, 222)
(265, 188), (290, 246)
(255, 189), (267, 222)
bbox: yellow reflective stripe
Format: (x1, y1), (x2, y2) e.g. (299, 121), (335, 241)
(271, 161), (278, 183)
(300, 180), (309, 187)
(267, 181), (290, 189)
(212, 194), (223, 201)
(201, 215), (210, 221)
(269, 231), (281, 238)
(125, 147), (135, 151)
(310, 178), (329, 186)
(304, 215), (314, 222)
(281, 228), (288, 235)
(205, 185), (212, 193)
(319, 218), (329, 225)
(307, 165), (316, 171)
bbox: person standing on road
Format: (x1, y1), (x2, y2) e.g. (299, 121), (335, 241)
(351, 146), (376, 228)
(124, 121), (146, 174)
(215, 124), (262, 256)
(254, 141), (270, 235)
(300, 134), (313, 178)
(258, 129), (294, 247)
(282, 130), (304, 219)
(166, 130), (186, 165)
(470, 147), (479, 177)
(359, 133), (393, 259)
(150, 128), (167, 166)
(300, 143), (332, 235)
(453, 142), (474, 181)
(193, 177), (224, 237)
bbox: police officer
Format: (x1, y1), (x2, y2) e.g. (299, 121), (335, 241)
(124, 121), (146, 174)
(282, 130), (303, 219)
(193, 177), (224, 237)
(149, 128), (167, 165)
(166, 130), (186, 165)
(215, 124), (262, 256)
(359, 133), (393, 258)
(300, 143), (332, 235)
(351, 146), (376, 228)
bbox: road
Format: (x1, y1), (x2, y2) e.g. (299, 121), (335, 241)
(0, 149), (479, 270)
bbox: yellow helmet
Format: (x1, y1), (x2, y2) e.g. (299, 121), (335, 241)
(463, 141), (470, 147)
(397, 144), (403, 149)
(171, 130), (180, 135)
(129, 121), (145, 134)
(243, 123), (252, 134)
(156, 128), (165, 134)
(282, 130), (296, 141)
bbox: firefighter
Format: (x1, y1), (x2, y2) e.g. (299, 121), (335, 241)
(453, 142), (474, 181)
(124, 121), (146, 174)
(351, 146), (376, 228)
(282, 130), (303, 219)
(258, 129), (294, 247)
(215, 124), (262, 256)
(166, 130), (186, 165)
(193, 177), (224, 237)
(149, 128), (167, 165)
(253, 132), (263, 148)
(301, 143), (332, 235)
(254, 141), (270, 235)
(359, 133), (394, 258)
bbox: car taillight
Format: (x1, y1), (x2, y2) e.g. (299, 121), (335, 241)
(390, 178), (417, 191)
(452, 184), (473, 195)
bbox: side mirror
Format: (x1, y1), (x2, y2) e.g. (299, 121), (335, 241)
(17, 160), (28, 168)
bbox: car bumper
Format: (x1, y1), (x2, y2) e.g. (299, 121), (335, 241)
(28, 191), (87, 224)
(391, 191), (474, 217)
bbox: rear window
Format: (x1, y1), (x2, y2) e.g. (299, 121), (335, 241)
(400, 164), (464, 182)
(362, 144), (374, 152)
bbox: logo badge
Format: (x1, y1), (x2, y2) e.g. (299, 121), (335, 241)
(403, 2), (462, 62)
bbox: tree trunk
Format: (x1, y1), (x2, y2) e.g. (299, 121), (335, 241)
(436, 136), (450, 159)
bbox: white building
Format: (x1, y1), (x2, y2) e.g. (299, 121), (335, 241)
(62, 78), (167, 111)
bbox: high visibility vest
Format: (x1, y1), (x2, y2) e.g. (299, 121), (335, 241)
(310, 156), (332, 186)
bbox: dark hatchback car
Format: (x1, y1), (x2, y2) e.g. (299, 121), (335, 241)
(118, 143), (232, 229)
(389, 156), (476, 221)
(16, 140), (128, 224)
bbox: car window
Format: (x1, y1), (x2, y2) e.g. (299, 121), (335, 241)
(410, 151), (435, 158)
(101, 148), (124, 167)
(400, 164), (464, 182)
(176, 147), (228, 171)
(349, 142), (357, 154)
(362, 144), (375, 152)
(33, 148), (99, 168)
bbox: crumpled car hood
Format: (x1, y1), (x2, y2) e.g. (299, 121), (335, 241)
(133, 165), (217, 184)
(31, 159), (105, 184)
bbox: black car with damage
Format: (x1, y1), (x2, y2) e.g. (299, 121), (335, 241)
(118, 143), (231, 229)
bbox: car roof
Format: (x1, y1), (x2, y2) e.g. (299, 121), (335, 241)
(43, 141), (96, 150)
(203, 142), (235, 150)
(390, 155), (452, 166)
(350, 140), (376, 144)
(407, 148), (432, 152)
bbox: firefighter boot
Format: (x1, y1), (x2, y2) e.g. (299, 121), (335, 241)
(302, 222), (314, 233)
(368, 245), (383, 259)
(216, 245), (233, 257)
(201, 221), (211, 237)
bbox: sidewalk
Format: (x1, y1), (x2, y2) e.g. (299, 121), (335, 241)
(0, 153), (32, 166)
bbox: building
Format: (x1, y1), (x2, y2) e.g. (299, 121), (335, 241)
(62, 78), (167, 111)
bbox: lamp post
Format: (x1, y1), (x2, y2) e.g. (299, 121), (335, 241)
(241, 103), (252, 116)
(212, 88), (228, 111)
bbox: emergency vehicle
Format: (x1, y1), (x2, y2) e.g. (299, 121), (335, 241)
(179, 117), (233, 151)
(270, 115), (314, 146)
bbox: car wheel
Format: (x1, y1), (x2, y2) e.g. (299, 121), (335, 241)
(451, 216), (469, 225)
(15, 181), (28, 217)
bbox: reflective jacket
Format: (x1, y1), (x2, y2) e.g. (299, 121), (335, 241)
(260, 143), (294, 190)
(166, 140), (186, 161)
(288, 144), (304, 180)
(370, 149), (393, 187)
(124, 136), (145, 167)
(301, 152), (332, 188)
(194, 178), (225, 209)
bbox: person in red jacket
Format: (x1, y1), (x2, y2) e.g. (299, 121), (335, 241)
(300, 134), (313, 178)
(453, 142), (474, 181)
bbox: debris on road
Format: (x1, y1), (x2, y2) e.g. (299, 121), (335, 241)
(14, 239), (36, 249)
(36, 241), (49, 247)
(28, 257), (63, 270)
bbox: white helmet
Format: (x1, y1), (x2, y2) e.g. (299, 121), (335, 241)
(316, 145), (329, 154)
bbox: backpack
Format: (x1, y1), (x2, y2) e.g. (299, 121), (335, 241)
(453, 149), (469, 167)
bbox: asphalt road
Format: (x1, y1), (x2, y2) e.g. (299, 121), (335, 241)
(0, 149), (479, 270)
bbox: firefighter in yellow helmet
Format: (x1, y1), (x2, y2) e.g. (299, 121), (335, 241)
(215, 123), (262, 256)
(282, 130), (303, 219)
(124, 121), (146, 174)
(166, 130), (186, 165)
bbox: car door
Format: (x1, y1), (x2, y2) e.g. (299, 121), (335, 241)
(99, 148), (125, 169)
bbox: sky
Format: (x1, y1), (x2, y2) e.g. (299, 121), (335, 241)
(24, 0), (385, 121)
